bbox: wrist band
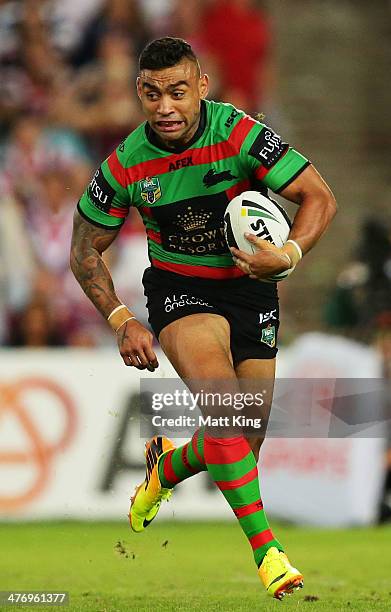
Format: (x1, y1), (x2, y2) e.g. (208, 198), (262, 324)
(115, 316), (136, 333)
(107, 304), (135, 332)
(107, 304), (127, 321)
(286, 239), (303, 261)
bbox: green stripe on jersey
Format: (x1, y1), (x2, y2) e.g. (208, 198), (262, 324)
(78, 194), (123, 228)
(142, 216), (160, 231)
(136, 161), (247, 207)
(264, 149), (308, 192)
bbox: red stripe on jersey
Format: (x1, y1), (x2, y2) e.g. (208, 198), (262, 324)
(124, 143), (230, 185)
(203, 435), (251, 464)
(233, 499), (264, 519)
(140, 205), (153, 218)
(191, 430), (205, 466)
(230, 115), (257, 148)
(108, 206), (128, 218)
(215, 466), (258, 491)
(107, 150), (127, 188)
(151, 258), (245, 279)
(146, 228), (162, 244)
(163, 451), (181, 485)
(254, 165), (269, 181)
(249, 529), (274, 550)
(117, 116), (258, 187)
(226, 178), (251, 201)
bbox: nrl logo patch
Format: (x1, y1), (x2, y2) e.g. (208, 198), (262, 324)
(260, 325), (276, 348)
(140, 176), (162, 204)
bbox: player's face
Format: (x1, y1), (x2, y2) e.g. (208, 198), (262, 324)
(137, 60), (209, 147)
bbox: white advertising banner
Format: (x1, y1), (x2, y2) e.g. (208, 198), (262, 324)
(0, 349), (229, 521)
(0, 334), (385, 526)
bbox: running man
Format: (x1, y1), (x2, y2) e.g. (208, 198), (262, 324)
(70, 37), (336, 600)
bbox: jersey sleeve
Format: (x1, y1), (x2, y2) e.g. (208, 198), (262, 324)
(77, 144), (131, 229)
(240, 119), (310, 193)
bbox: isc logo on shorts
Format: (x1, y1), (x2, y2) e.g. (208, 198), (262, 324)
(164, 294), (213, 313)
(259, 309), (277, 324)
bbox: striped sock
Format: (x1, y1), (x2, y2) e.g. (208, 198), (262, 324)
(203, 433), (283, 567)
(158, 429), (207, 488)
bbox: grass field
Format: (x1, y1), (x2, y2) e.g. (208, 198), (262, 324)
(1, 521), (391, 611)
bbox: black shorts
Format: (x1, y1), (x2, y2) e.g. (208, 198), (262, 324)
(142, 267), (280, 365)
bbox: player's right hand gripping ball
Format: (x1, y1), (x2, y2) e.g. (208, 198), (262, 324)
(224, 190), (294, 281)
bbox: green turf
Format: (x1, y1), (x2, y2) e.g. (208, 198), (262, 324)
(0, 521), (390, 611)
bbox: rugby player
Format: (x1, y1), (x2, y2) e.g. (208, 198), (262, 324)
(70, 37), (336, 600)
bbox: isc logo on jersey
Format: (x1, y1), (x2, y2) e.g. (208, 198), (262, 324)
(224, 191), (294, 282)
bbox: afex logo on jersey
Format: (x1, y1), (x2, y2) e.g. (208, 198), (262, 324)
(168, 156), (193, 172)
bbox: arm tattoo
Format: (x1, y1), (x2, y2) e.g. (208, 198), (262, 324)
(70, 210), (122, 319)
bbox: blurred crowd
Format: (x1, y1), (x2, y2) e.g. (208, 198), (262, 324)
(0, 0), (273, 347)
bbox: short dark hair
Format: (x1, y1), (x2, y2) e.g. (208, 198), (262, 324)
(139, 37), (199, 73)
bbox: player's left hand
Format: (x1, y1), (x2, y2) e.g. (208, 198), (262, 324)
(230, 233), (292, 280)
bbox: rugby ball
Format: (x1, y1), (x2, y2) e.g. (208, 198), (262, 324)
(224, 190), (293, 282)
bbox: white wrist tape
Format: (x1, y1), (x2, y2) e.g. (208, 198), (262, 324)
(115, 316), (136, 333)
(107, 304), (127, 321)
(286, 239), (303, 261)
(107, 304), (136, 332)
(282, 252), (292, 267)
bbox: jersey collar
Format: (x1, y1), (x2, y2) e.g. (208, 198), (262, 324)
(145, 99), (207, 154)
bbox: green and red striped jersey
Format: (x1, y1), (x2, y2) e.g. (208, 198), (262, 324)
(78, 99), (309, 279)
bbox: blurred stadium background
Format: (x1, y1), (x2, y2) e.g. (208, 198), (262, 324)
(1, 0), (391, 610)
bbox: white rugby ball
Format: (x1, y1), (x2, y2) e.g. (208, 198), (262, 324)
(224, 190), (293, 282)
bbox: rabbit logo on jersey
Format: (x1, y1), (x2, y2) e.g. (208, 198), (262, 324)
(164, 293), (213, 313)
